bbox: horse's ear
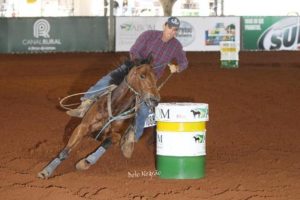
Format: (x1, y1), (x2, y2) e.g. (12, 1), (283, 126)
(146, 53), (153, 65)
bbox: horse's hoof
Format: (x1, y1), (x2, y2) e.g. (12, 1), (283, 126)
(76, 159), (91, 171)
(121, 130), (135, 159)
(121, 141), (134, 159)
(37, 170), (50, 179)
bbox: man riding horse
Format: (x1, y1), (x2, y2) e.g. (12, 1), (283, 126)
(67, 17), (188, 158)
(38, 59), (160, 179)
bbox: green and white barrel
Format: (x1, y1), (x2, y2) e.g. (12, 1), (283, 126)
(155, 103), (209, 179)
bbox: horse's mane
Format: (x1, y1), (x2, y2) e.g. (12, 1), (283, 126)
(109, 56), (152, 85)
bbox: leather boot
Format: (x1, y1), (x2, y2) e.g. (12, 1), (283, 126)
(66, 99), (93, 118)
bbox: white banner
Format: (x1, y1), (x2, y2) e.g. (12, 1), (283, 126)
(156, 131), (206, 156)
(115, 17), (240, 52)
(155, 102), (209, 122)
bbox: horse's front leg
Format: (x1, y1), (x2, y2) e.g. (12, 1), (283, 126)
(37, 123), (90, 179)
(76, 121), (123, 170)
(75, 137), (112, 170)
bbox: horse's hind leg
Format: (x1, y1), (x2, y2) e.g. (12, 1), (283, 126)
(37, 124), (90, 179)
(76, 138), (112, 170)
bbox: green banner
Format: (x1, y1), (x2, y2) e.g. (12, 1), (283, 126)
(242, 16), (300, 50)
(0, 18), (8, 53)
(2, 17), (109, 53)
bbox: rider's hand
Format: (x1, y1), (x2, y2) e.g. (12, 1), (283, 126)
(168, 64), (179, 73)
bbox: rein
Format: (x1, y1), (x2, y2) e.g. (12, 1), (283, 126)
(95, 76), (142, 140)
(158, 73), (173, 91)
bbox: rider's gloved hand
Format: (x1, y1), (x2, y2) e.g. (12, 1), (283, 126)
(168, 64), (179, 73)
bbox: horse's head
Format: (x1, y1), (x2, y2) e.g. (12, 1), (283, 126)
(126, 60), (160, 108)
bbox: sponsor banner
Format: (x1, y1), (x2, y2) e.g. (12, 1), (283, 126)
(242, 16), (300, 50)
(116, 17), (240, 51)
(156, 131), (206, 156)
(4, 17), (109, 53)
(155, 103), (209, 122)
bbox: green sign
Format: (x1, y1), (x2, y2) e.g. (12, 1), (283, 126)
(1, 17), (109, 53)
(242, 16), (300, 50)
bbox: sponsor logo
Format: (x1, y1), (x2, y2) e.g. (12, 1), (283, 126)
(190, 107), (208, 119)
(22, 19), (62, 51)
(120, 23), (155, 32)
(157, 133), (163, 143)
(258, 17), (300, 50)
(176, 21), (195, 47)
(205, 22), (236, 46)
(157, 108), (170, 119)
(33, 19), (50, 38)
(193, 134), (205, 143)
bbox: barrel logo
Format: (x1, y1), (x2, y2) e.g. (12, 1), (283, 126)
(193, 134), (205, 143)
(190, 108), (208, 119)
(157, 108), (170, 119)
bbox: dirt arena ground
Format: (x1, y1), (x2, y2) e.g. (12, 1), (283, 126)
(0, 51), (299, 200)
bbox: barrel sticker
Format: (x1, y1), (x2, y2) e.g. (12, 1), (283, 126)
(190, 107), (208, 119)
(155, 104), (209, 122)
(157, 131), (206, 156)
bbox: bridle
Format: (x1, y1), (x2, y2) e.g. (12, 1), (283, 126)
(124, 76), (141, 97)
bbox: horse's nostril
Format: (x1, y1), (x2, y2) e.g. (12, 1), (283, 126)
(151, 97), (160, 105)
(144, 94), (160, 107)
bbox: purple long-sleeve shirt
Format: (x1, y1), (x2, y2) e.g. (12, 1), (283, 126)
(130, 30), (188, 79)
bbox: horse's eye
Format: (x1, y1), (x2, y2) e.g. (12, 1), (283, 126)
(140, 74), (146, 79)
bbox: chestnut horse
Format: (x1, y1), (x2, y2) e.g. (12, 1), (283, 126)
(37, 57), (160, 179)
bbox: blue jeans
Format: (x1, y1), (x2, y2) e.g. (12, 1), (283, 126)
(83, 72), (149, 141)
(82, 74), (112, 100)
(134, 102), (150, 140)
(83, 63), (130, 100)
